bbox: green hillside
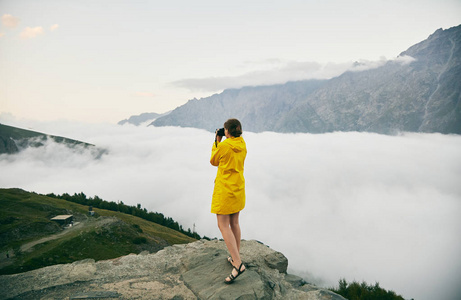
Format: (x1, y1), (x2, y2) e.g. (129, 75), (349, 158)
(0, 123), (94, 154)
(0, 188), (196, 275)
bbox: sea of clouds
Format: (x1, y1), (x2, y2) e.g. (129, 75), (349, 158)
(1, 116), (460, 300)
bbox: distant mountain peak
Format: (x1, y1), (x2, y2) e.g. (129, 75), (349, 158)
(138, 25), (461, 135)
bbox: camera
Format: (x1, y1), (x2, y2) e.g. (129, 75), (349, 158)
(216, 128), (225, 137)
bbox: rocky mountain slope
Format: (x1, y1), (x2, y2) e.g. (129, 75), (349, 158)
(149, 25), (460, 134)
(151, 80), (326, 132)
(0, 240), (346, 300)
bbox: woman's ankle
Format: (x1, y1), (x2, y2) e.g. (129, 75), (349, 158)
(232, 258), (242, 267)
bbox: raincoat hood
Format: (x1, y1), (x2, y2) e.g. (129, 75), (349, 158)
(226, 137), (245, 153)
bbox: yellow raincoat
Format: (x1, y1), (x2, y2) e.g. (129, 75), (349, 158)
(210, 136), (247, 215)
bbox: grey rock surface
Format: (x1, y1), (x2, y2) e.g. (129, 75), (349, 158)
(0, 240), (346, 300)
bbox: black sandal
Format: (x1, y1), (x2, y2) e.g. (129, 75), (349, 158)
(224, 262), (245, 284)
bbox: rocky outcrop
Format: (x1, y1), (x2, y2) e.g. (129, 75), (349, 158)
(0, 240), (346, 300)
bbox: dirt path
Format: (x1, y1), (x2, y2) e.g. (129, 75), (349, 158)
(20, 221), (84, 253)
(1, 222), (86, 269)
(19, 216), (119, 253)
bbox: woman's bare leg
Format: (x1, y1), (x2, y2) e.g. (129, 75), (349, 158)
(229, 212), (241, 252)
(217, 213), (245, 281)
(217, 214), (241, 265)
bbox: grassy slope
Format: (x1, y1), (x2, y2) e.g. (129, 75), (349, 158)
(0, 188), (195, 275)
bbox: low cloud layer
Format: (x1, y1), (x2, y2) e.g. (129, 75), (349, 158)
(171, 56), (416, 93)
(348, 55), (417, 72)
(171, 60), (353, 92)
(1, 118), (460, 300)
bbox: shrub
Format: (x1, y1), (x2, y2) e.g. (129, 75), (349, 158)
(329, 278), (406, 300)
(132, 237), (147, 244)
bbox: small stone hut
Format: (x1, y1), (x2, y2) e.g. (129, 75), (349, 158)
(51, 215), (73, 226)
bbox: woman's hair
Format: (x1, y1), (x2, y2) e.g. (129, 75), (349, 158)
(224, 118), (243, 137)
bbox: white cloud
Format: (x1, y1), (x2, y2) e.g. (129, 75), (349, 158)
(172, 61), (353, 92)
(1, 117), (460, 300)
(0, 32), (4, 38)
(2, 14), (20, 28)
(394, 55), (417, 65)
(50, 24), (59, 31)
(348, 55), (417, 72)
(171, 55), (417, 93)
(20, 26), (44, 39)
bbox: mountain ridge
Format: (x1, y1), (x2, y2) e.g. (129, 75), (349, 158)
(140, 25), (460, 134)
(0, 123), (99, 155)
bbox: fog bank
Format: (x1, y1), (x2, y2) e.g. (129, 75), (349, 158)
(1, 118), (460, 300)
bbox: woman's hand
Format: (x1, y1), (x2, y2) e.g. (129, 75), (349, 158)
(215, 130), (223, 143)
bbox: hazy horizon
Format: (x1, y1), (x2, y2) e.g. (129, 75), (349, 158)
(1, 116), (460, 300)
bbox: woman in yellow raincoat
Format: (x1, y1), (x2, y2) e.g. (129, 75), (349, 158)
(210, 118), (247, 284)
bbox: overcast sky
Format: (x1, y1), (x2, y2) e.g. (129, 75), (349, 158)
(1, 0), (460, 123)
